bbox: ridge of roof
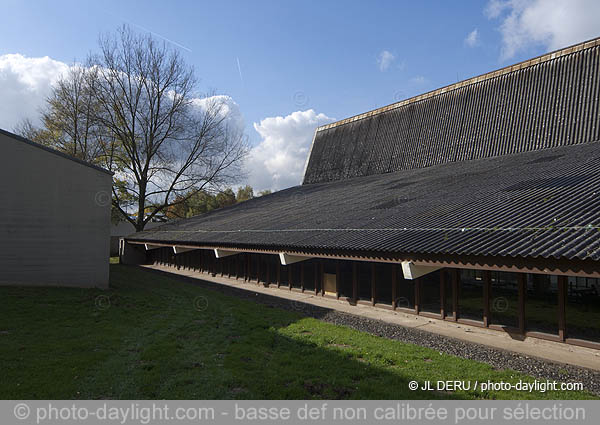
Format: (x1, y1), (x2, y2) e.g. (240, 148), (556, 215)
(316, 36), (600, 132)
(0, 127), (113, 176)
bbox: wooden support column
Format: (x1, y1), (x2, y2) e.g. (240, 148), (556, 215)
(415, 277), (421, 314)
(483, 270), (491, 327)
(266, 259), (271, 285)
(558, 275), (566, 341)
(391, 264), (397, 309)
(336, 261), (341, 299)
(320, 262), (324, 296)
(235, 256), (239, 280)
(440, 269), (446, 318)
(300, 263), (305, 292)
(518, 272), (526, 334)
(256, 256), (261, 285)
(314, 261), (319, 295)
(247, 254), (251, 282)
(352, 263), (358, 303)
(289, 265), (293, 291)
(371, 263), (376, 305)
(277, 262), (281, 288)
(452, 269), (459, 321)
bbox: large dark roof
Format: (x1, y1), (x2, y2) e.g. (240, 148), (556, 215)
(303, 38), (600, 184)
(0, 128), (113, 176)
(128, 140), (600, 261)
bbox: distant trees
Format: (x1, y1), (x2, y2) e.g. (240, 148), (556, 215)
(166, 185), (272, 219)
(257, 189), (272, 197)
(18, 25), (248, 231)
(236, 185), (254, 202)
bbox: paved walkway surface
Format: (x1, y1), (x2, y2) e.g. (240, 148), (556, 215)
(141, 264), (600, 371)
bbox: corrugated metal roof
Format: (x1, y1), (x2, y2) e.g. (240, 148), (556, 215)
(128, 141), (600, 261)
(303, 42), (600, 184)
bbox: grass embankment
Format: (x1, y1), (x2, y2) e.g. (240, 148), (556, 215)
(0, 261), (595, 399)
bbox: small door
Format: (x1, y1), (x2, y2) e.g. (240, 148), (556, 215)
(323, 273), (337, 296)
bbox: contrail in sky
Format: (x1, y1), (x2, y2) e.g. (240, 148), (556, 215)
(237, 57), (244, 85)
(106, 11), (193, 53)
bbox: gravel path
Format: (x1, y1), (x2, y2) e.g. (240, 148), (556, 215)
(144, 267), (600, 396)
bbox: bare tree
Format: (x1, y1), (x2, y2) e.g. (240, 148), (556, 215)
(43, 66), (104, 162)
(88, 26), (247, 231)
(15, 66), (105, 163)
(13, 118), (40, 141)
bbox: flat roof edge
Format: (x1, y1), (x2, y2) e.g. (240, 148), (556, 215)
(0, 128), (114, 176)
(316, 36), (600, 132)
(123, 239), (600, 278)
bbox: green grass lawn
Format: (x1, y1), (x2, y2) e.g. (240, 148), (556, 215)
(0, 261), (596, 400)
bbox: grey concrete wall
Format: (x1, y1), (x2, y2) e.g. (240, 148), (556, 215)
(0, 131), (112, 288)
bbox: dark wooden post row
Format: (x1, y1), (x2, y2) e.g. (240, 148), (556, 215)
(277, 262), (281, 288)
(289, 265), (293, 291)
(371, 263), (376, 306)
(440, 269), (446, 318)
(558, 275), (566, 341)
(256, 256), (260, 285)
(414, 277), (421, 314)
(300, 263), (305, 292)
(247, 254), (251, 282)
(314, 262), (319, 295)
(483, 270), (491, 327)
(352, 263), (358, 303)
(320, 262), (324, 296)
(391, 264), (397, 309)
(452, 269), (459, 321)
(518, 272), (526, 334)
(336, 261), (341, 299)
(266, 258), (271, 286)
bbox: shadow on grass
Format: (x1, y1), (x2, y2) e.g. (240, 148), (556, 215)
(1, 264), (596, 400)
(0, 264), (458, 399)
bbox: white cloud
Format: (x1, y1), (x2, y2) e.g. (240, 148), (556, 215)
(0, 53), (334, 194)
(247, 109), (335, 191)
(0, 54), (69, 131)
(377, 50), (395, 71)
(410, 75), (426, 84)
(486, 0), (600, 60)
(465, 28), (480, 47)
(190, 94), (245, 134)
(0, 54), (246, 138)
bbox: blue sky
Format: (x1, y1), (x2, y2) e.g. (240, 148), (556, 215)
(1, 0), (600, 190)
